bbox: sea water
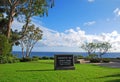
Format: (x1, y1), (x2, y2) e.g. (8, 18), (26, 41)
(12, 51), (120, 58)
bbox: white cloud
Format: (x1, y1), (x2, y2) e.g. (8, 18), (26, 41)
(113, 8), (120, 17)
(88, 0), (95, 3)
(83, 21), (96, 26)
(12, 19), (120, 52)
(34, 23), (120, 52)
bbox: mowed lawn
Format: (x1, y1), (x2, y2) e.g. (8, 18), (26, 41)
(0, 60), (120, 82)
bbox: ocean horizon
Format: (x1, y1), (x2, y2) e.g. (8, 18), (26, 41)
(12, 51), (120, 58)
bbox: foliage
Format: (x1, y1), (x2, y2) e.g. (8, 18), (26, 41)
(88, 54), (98, 59)
(42, 56), (49, 59)
(96, 42), (112, 59)
(19, 25), (43, 58)
(0, 35), (11, 56)
(0, 18), (8, 35)
(20, 57), (32, 62)
(0, 0), (54, 64)
(0, 34), (20, 64)
(0, 0), (54, 38)
(116, 57), (120, 60)
(81, 42), (112, 60)
(0, 54), (20, 64)
(102, 58), (110, 63)
(0, 56), (7, 64)
(0, 60), (120, 82)
(90, 58), (101, 63)
(81, 42), (97, 55)
(77, 55), (84, 59)
(32, 56), (40, 61)
(49, 57), (54, 59)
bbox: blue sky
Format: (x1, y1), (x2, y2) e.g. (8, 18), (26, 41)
(13, 0), (120, 52)
(39, 0), (120, 34)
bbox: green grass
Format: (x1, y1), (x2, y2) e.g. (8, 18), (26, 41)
(0, 60), (120, 82)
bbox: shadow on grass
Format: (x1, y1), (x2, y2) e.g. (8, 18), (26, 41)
(98, 74), (120, 82)
(99, 74), (120, 78)
(104, 79), (120, 82)
(40, 62), (54, 64)
(16, 69), (54, 72)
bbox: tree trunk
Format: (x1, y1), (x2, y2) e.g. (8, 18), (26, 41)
(6, 0), (19, 38)
(7, 18), (12, 38)
(22, 47), (25, 58)
(100, 54), (103, 62)
(6, 6), (15, 38)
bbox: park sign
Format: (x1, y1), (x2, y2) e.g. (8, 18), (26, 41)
(54, 55), (75, 70)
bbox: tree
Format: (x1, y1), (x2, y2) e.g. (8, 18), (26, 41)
(19, 24), (42, 58)
(81, 42), (112, 60)
(96, 42), (111, 59)
(0, 0), (54, 38)
(0, 0), (54, 63)
(81, 42), (97, 55)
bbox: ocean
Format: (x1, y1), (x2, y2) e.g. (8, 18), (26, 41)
(12, 51), (120, 58)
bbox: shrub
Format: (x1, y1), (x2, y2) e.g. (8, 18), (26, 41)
(13, 58), (20, 63)
(102, 58), (110, 63)
(90, 58), (101, 63)
(89, 54), (98, 59)
(39, 57), (41, 60)
(78, 55), (84, 59)
(0, 56), (7, 64)
(0, 54), (20, 64)
(41, 56), (49, 60)
(32, 56), (39, 61)
(32, 56), (40, 58)
(0, 35), (11, 56)
(74, 56), (78, 63)
(116, 57), (120, 60)
(85, 54), (98, 61)
(20, 57), (32, 62)
(7, 56), (14, 63)
(49, 57), (54, 60)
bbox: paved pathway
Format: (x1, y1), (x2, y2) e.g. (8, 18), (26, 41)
(96, 62), (120, 68)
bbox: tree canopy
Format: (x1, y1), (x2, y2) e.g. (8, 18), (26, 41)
(20, 24), (43, 58)
(81, 42), (112, 59)
(0, 0), (54, 38)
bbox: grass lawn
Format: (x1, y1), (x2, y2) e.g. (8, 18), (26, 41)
(0, 60), (120, 82)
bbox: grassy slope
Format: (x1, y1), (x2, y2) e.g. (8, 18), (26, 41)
(0, 60), (120, 82)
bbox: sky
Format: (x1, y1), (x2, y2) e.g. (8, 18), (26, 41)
(13, 0), (120, 52)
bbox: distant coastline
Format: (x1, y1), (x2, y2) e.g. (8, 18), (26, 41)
(12, 51), (120, 58)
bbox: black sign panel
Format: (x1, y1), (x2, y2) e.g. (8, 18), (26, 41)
(54, 55), (75, 70)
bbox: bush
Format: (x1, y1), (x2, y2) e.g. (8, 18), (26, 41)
(0, 56), (7, 64)
(7, 54), (20, 63)
(102, 58), (110, 63)
(77, 55), (84, 59)
(89, 54), (98, 59)
(0, 35), (11, 56)
(49, 57), (54, 60)
(41, 56), (49, 60)
(32, 56), (39, 61)
(13, 58), (20, 63)
(90, 58), (101, 63)
(0, 54), (20, 64)
(116, 57), (120, 60)
(85, 54), (98, 61)
(7, 56), (14, 63)
(20, 57), (32, 62)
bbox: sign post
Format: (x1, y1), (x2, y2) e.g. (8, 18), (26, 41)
(54, 55), (75, 70)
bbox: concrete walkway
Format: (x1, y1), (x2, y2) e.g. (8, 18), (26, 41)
(96, 62), (120, 68)
(78, 59), (120, 68)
